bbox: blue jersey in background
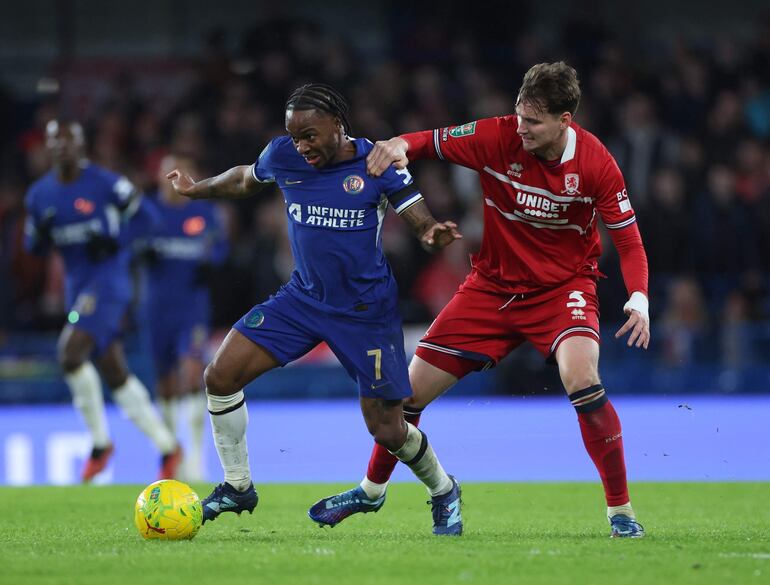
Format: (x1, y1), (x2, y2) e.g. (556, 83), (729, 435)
(135, 195), (228, 372)
(24, 163), (137, 307)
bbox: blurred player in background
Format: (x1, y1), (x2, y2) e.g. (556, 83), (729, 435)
(23, 119), (181, 482)
(137, 153), (228, 481)
(312, 62), (650, 538)
(168, 83), (465, 535)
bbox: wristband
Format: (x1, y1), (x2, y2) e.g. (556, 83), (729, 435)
(623, 291), (649, 320)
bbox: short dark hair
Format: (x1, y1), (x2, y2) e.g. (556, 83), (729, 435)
(285, 83), (352, 136)
(516, 62), (581, 116)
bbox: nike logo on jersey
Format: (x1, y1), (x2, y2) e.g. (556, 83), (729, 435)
(285, 179), (303, 185)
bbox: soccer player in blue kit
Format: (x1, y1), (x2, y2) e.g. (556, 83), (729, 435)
(24, 120), (182, 481)
(140, 153), (228, 480)
(167, 84), (464, 535)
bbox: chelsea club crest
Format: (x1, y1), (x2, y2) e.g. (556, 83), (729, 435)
(343, 175), (365, 194)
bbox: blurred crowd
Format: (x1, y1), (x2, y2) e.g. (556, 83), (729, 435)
(2, 10), (770, 369)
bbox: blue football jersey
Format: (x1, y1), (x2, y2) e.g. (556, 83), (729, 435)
(139, 194), (228, 312)
(252, 136), (424, 315)
(24, 163), (137, 305)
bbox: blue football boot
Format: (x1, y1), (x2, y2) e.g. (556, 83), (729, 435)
(201, 482), (258, 524)
(609, 514), (645, 538)
(430, 476), (463, 536)
(308, 486), (386, 527)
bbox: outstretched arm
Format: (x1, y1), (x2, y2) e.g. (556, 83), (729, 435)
(167, 164), (265, 200)
(609, 224), (650, 349)
(399, 200), (462, 252)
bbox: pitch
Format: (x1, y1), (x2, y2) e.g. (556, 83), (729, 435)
(1, 482), (766, 585)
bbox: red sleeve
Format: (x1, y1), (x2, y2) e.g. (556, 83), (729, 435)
(400, 130), (435, 159)
(400, 118), (502, 171)
(608, 223), (649, 297)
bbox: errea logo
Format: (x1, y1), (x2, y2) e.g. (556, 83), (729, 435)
(508, 162), (523, 178)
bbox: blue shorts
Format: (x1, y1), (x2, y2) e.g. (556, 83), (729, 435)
(68, 291), (129, 355)
(148, 311), (208, 376)
(233, 289), (411, 400)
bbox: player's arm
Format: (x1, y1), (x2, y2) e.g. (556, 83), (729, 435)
(595, 158), (650, 349)
(23, 199), (54, 256)
(367, 118), (499, 176)
(384, 167), (461, 252)
(400, 201), (462, 252)
(167, 164), (265, 200)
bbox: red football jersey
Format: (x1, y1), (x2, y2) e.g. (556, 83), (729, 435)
(403, 116), (647, 296)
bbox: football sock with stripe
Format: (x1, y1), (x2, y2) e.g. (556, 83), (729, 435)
(185, 391), (207, 481)
(207, 390), (252, 492)
(389, 422), (453, 497)
(64, 361), (111, 448)
(571, 385), (630, 507)
(159, 397), (179, 437)
(362, 407), (422, 496)
(112, 375), (177, 454)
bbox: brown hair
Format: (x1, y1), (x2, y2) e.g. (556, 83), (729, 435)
(516, 62), (581, 116)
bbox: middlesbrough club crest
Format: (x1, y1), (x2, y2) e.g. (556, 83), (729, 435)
(562, 173), (580, 195)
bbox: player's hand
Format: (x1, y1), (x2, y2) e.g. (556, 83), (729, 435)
(615, 308), (650, 349)
(366, 137), (410, 176)
(166, 169), (197, 198)
(421, 221), (462, 251)
(85, 233), (120, 261)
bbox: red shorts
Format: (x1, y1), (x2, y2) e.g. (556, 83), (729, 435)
(415, 274), (601, 378)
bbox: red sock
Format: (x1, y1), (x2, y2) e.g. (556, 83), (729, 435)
(366, 411), (421, 484)
(571, 386), (629, 506)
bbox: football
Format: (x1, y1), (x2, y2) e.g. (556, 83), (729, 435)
(134, 479), (203, 540)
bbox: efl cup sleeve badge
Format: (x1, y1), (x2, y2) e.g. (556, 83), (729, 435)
(343, 175), (365, 194)
(448, 122), (477, 138)
(562, 173), (581, 195)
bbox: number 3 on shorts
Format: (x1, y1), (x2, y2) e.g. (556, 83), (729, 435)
(367, 348), (382, 380)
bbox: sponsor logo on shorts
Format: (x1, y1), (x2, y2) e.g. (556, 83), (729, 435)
(244, 309), (264, 328)
(571, 308), (587, 320)
(342, 175), (365, 194)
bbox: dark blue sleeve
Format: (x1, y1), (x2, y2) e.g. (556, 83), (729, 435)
(380, 165), (423, 215)
(23, 185), (51, 254)
(126, 195), (162, 246)
(251, 140), (278, 184)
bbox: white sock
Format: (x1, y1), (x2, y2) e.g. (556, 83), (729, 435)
(159, 397), (179, 437)
(360, 476), (388, 499)
(390, 422), (453, 497)
(185, 392), (207, 481)
(207, 390), (251, 491)
(112, 375), (176, 454)
(64, 362), (110, 448)
(607, 502), (635, 521)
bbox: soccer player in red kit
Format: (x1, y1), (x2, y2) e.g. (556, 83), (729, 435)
(308, 62), (649, 538)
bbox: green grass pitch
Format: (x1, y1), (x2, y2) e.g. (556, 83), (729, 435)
(1, 483), (767, 585)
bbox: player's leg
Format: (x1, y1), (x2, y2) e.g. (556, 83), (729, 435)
(555, 335), (644, 538)
(96, 340), (182, 479)
(360, 396), (462, 535)
(205, 328), (276, 472)
(157, 369), (180, 437)
(57, 324), (112, 481)
(308, 310), (462, 534)
(179, 354), (207, 481)
(362, 356), (458, 498)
